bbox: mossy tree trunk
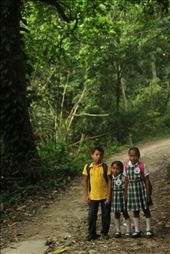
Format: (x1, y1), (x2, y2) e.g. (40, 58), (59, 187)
(0, 0), (39, 179)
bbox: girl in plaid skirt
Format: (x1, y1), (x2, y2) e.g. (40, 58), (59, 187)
(111, 161), (131, 238)
(124, 147), (153, 238)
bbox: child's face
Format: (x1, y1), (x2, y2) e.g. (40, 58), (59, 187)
(128, 150), (139, 164)
(111, 164), (121, 177)
(91, 150), (103, 164)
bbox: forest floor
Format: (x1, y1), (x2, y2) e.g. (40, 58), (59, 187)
(1, 138), (170, 254)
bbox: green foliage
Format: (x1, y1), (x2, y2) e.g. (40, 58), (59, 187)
(22, 0), (170, 149)
(39, 141), (80, 177)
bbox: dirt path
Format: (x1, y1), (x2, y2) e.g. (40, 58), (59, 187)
(1, 138), (170, 254)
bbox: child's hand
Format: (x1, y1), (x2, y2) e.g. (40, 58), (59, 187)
(124, 193), (128, 202)
(84, 195), (90, 204)
(106, 195), (111, 204)
(147, 195), (153, 206)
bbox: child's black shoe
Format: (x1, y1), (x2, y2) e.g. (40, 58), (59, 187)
(102, 234), (109, 240)
(125, 232), (131, 238)
(132, 232), (141, 238)
(114, 232), (121, 238)
(86, 234), (96, 241)
(146, 230), (153, 239)
(86, 233), (100, 241)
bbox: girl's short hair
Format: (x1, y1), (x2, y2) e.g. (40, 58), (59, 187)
(128, 146), (140, 157)
(111, 160), (124, 173)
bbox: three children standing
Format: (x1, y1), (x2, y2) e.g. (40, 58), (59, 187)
(82, 146), (153, 241)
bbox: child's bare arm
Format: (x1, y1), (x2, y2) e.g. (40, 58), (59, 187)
(145, 175), (153, 205)
(145, 175), (150, 196)
(125, 176), (128, 201)
(83, 175), (90, 203)
(106, 175), (112, 203)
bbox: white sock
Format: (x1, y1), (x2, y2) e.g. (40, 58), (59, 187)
(133, 217), (140, 232)
(115, 218), (120, 233)
(145, 217), (151, 231)
(125, 218), (131, 233)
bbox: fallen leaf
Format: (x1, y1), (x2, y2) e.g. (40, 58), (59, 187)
(52, 247), (69, 253)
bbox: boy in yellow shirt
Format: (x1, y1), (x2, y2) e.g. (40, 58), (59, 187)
(82, 146), (112, 241)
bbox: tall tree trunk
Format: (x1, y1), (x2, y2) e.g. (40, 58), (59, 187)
(121, 78), (133, 145)
(114, 64), (122, 142)
(150, 54), (158, 110)
(151, 54), (157, 80)
(115, 64), (122, 112)
(0, 0), (39, 179)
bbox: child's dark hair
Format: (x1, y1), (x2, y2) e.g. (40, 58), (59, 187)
(128, 146), (140, 157)
(91, 146), (104, 155)
(111, 161), (124, 173)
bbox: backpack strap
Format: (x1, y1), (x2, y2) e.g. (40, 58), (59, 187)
(102, 163), (108, 184)
(139, 162), (146, 180)
(138, 162), (152, 195)
(86, 164), (91, 192)
(86, 163), (90, 178)
(124, 162), (128, 170)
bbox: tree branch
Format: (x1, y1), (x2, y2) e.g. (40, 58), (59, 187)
(39, 0), (75, 22)
(66, 86), (88, 130)
(74, 113), (109, 117)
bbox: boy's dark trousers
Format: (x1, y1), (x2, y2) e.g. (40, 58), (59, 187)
(88, 199), (111, 236)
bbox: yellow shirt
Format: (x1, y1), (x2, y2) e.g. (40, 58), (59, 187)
(82, 162), (111, 200)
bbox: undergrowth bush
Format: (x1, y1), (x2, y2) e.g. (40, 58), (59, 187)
(0, 140), (83, 216)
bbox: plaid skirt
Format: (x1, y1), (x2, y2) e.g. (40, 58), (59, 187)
(111, 190), (126, 213)
(127, 180), (147, 211)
